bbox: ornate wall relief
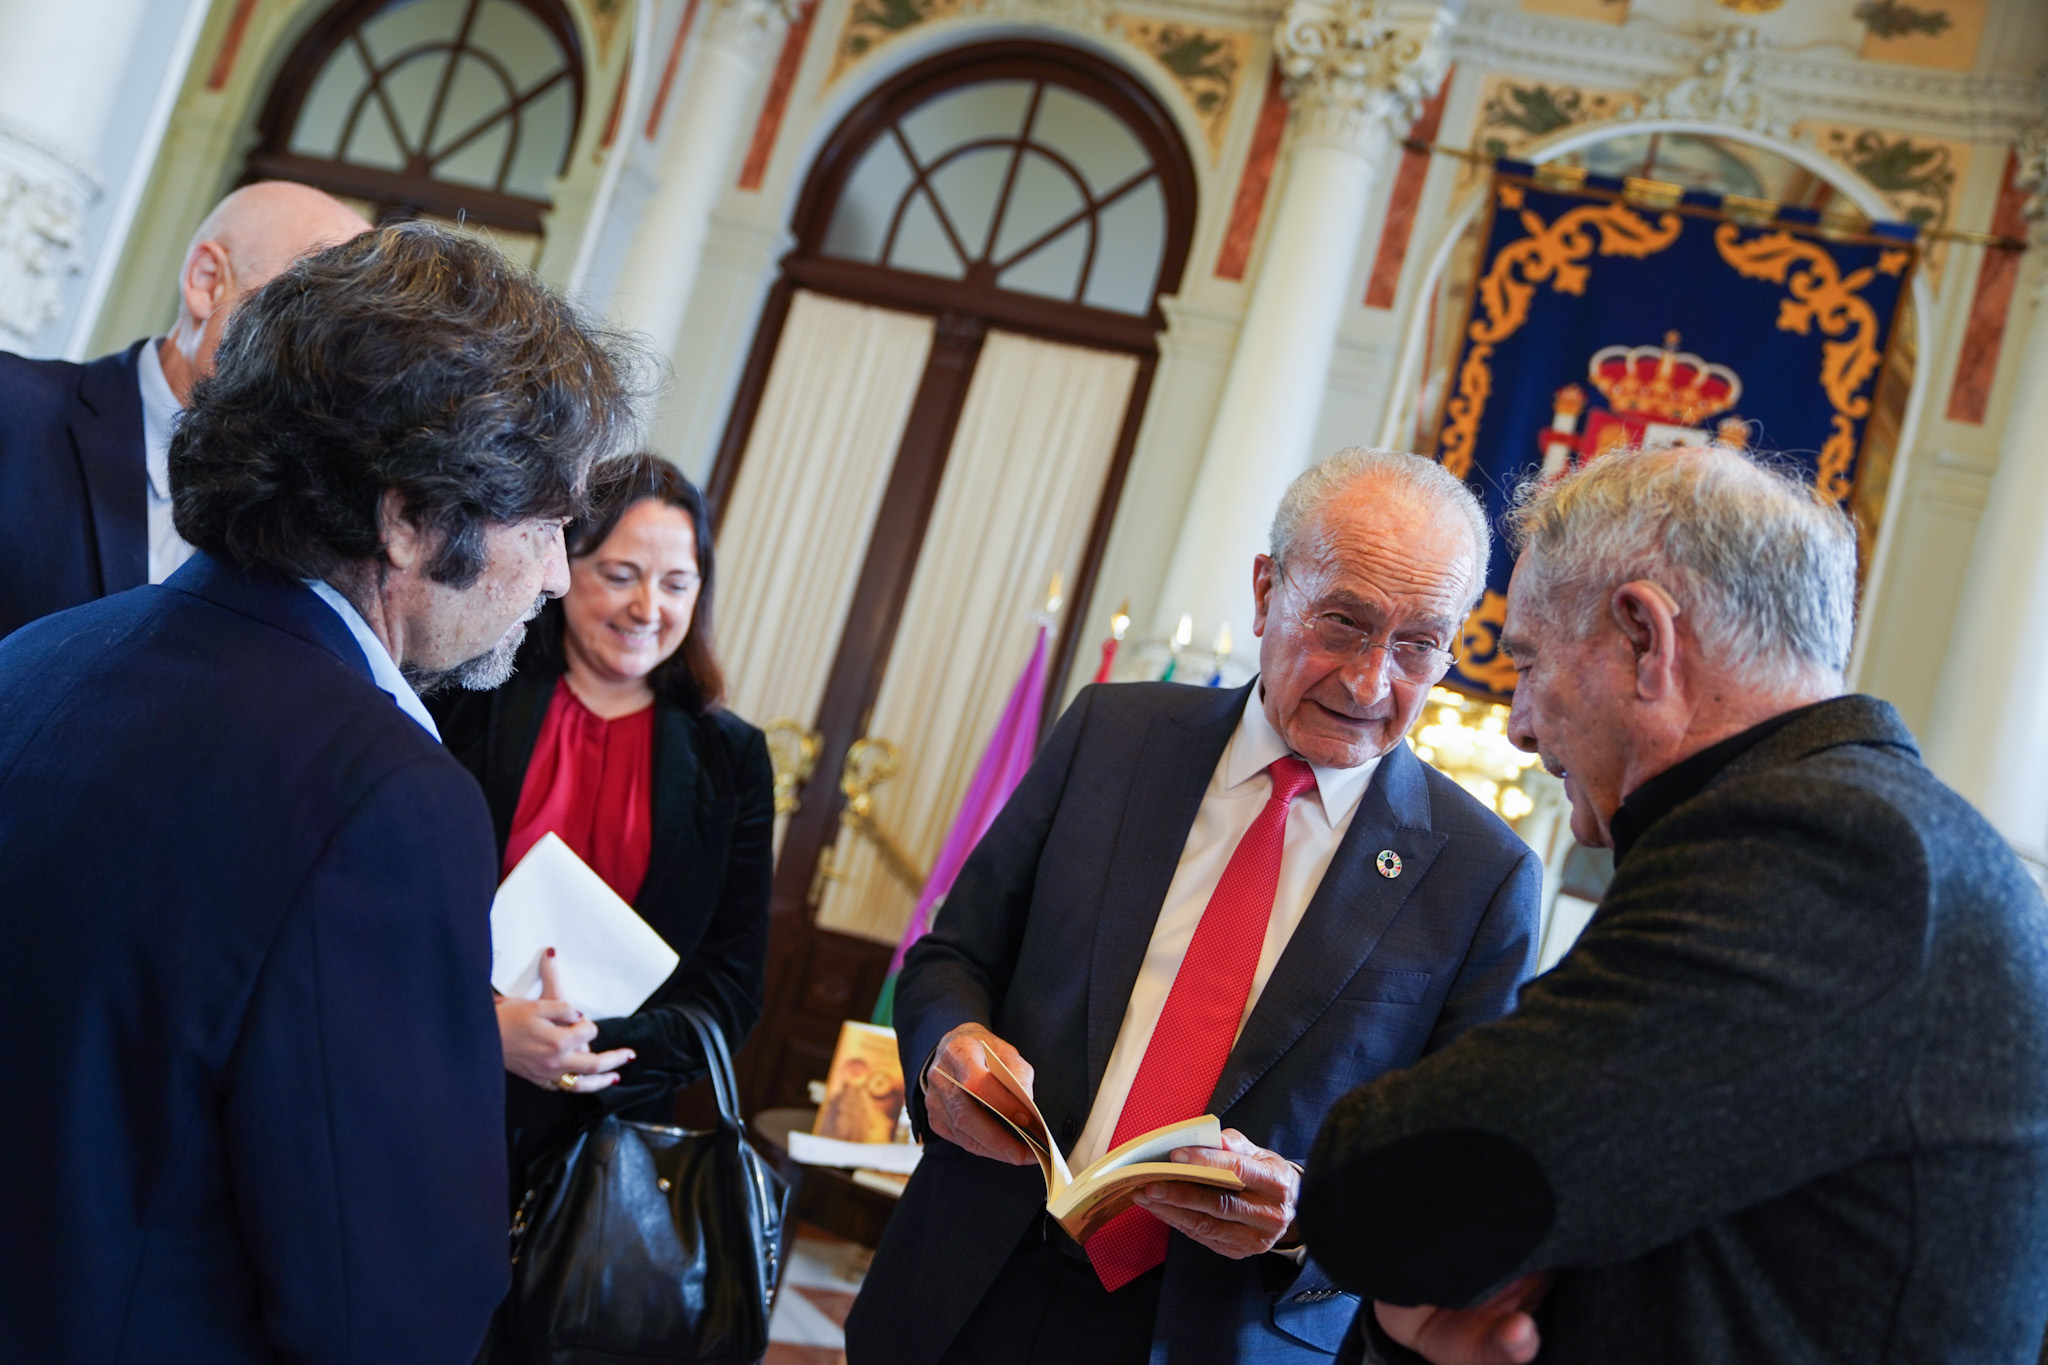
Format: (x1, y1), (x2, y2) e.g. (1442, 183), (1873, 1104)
(1854, 0), (1987, 71)
(1112, 19), (1251, 160)
(584, 0), (629, 58)
(1799, 120), (1969, 285)
(1517, 0), (1627, 24)
(829, 0), (965, 83)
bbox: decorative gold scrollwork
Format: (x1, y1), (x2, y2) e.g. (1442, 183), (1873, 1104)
(1439, 183), (1684, 480)
(1711, 224), (1911, 503)
(1455, 589), (1520, 694)
(763, 719), (822, 815)
(807, 736), (929, 907)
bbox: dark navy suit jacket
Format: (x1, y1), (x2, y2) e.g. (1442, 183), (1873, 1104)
(0, 554), (508, 1362)
(0, 341), (150, 639)
(845, 682), (1541, 1365)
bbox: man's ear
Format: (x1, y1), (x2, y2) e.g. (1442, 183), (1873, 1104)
(1611, 580), (1682, 702)
(180, 240), (235, 330)
(378, 489), (424, 572)
(1251, 554), (1277, 639)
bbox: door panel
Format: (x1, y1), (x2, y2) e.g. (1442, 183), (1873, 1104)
(716, 288), (935, 781)
(813, 331), (1139, 944)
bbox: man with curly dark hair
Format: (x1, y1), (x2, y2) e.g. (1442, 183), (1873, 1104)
(0, 221), (646, 1364)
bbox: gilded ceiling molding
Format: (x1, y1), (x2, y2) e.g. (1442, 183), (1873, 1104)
(1449, 6), (2040, 142)
(702, 0), (809, 52)
(1625, 25), (1792, 138)
(1273, 0), (1453, 148)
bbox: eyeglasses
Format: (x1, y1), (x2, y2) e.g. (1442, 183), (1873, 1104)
(1280, 568), (1460, 684)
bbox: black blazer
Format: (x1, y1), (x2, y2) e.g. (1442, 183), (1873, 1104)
(0, 341), (150, 639)
(1305, 696), (2048, 1365)
(845, 682), (1542, 1365)
(0, 554), (508, 1362)
(432, 638), (774, 1179)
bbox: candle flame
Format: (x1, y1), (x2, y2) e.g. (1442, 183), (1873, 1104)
(1044, 572), (1064, 616)
(1212, 622), (1233, 658)
(1172, 613), (1193, 651)
(1110, 600), (1130, 641)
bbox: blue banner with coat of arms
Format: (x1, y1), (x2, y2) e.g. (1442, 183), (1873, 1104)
(1434, 165), (1917, 699)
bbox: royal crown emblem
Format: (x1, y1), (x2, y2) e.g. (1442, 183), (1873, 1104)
(1539, 331), (1748, 476)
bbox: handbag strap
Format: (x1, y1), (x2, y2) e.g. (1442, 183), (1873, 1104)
(677, 1003), (743, 1129)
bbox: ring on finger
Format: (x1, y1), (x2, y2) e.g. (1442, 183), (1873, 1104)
(556, 1072), (579, 1092)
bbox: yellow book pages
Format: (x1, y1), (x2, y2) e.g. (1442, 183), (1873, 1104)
(1049, 1161), (1245, 1243)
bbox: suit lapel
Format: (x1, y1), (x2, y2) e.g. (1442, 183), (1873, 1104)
(1209, 739), (1448, 1117)
(70, 342), (148, 596)
(482, 663), (558, 848)
(1085, 684), (1250, 1101)
(639, 702), (711, 913)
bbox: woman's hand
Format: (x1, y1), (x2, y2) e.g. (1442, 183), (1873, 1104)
(497, 949), (635, 1094)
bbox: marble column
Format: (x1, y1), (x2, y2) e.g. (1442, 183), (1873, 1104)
(1926, 126), (2048, 871)
(1154, 0), (1452, 651)
(0, 0), (155, 350)
(611, 0), (800, 354)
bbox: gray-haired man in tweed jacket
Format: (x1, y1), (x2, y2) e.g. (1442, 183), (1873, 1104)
(1302, 444), (2048, 1365)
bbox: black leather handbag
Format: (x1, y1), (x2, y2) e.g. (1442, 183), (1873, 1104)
(507, 1005), (789, 1364)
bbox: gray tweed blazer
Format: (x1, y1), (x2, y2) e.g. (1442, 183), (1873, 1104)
(1303, 694), (2048, 1364)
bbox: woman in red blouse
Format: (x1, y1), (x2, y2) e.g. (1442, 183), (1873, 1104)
(433, 453), (773, 1191)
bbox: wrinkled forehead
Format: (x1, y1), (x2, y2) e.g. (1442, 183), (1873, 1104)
(1289, 493), (1476, 617)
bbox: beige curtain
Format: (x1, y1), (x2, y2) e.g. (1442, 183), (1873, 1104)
(716, 290), (935, 739)
(816, 330), (1140, 944)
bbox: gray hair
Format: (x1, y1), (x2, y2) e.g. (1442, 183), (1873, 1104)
(1507, 446), (1857, 690)
(1270, 447), (1491, 609)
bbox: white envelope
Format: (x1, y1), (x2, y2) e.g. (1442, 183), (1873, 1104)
(490, 832), (680, 1020)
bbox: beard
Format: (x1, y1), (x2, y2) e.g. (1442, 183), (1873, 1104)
(405, 595), (547, 696)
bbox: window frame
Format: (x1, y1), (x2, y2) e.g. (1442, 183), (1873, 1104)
(246, 0), (586, 233)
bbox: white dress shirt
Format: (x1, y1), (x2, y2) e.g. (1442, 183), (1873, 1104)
(1069, 686), (1381, 1170)
(136, 339), (197, 584)
(304, 579), (441, 741)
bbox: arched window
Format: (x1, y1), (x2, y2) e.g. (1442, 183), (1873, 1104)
(248, 0), (584, 235)
(781, 45), (1196, 345)
(818, 77), (1173, 314)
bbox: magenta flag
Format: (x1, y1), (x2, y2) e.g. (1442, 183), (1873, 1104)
(872, 625), (1049, 1025)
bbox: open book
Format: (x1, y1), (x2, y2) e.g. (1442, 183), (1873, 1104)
(933, 1053), (1244, 1243)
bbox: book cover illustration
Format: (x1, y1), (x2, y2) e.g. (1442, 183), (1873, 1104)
(812, 1020), (907, 1144)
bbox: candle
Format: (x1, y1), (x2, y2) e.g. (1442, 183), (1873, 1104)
(1093, 601), (1131, 684)
(1207, 622), (1232, 686)
(1161, 613), (1193, 682)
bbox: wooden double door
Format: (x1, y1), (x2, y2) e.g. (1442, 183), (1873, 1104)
(703, 43), (1197, 1113)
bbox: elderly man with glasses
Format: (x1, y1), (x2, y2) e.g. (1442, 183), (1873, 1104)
(1300, 445), (2048, 1365)
(845, 447), (1543, 1365)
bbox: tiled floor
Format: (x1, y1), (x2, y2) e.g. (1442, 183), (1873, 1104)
(764, 1226), (872, 1365)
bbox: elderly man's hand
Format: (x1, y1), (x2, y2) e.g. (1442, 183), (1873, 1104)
(496, 949), (634, 1094)
(923, 1023), (1041, 1165)
(1132, 1128), (1299, 1258)
(1373, 1273), (1550, 1365)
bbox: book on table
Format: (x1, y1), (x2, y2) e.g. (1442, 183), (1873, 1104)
(931, 1052), (1244, 1243)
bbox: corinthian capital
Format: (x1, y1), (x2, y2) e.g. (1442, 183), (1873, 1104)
(1273, 0), (1453, 149)
(2018, 125), (2048, 240)
(701, 0), (806, 54)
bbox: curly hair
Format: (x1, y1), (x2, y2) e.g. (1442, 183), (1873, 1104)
(171, 221), (651, 587)
(527, 453), (728, 712)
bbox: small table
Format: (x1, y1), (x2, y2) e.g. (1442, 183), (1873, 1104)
(749, 1106), (905, 1292)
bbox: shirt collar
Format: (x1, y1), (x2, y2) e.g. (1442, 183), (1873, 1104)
(1608, 698), (1835, 863)
(303, 578), (442, 741)
(1224, 681), (1380, 826)
(136, 339), (181, 500)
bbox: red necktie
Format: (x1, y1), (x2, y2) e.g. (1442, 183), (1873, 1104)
(1085, 756), (1319, 1291)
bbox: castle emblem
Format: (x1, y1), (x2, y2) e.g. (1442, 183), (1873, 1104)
(1539, 331), (1749, 477)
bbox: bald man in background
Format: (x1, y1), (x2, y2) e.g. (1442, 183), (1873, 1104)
(0, 181), (370, 639)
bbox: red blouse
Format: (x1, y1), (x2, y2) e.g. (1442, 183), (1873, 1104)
(503, 679), (657, 904)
